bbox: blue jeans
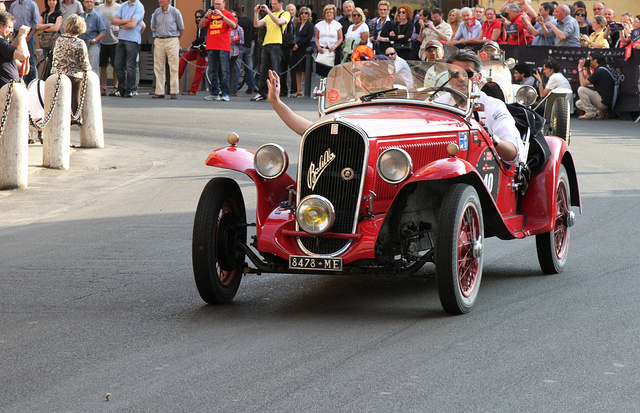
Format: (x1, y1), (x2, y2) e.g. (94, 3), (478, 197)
(230, 56), (239, 93)
(258, 44), (282, 98)
(206, 49), (230, 96)
(237, 45), (256, 91)
(115, 40), (139, 93)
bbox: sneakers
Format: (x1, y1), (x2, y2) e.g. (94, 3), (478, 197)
(109, 90), (122, 97)
(221, 95), (230, 102)
(124, 91), (133, 98)
(101, 88), (107, 96)
(250, 94), (265, 101)
(204, 94), (221, 101)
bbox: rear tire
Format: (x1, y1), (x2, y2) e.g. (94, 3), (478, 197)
(192, 178), (247, 304)
(536, 165), (571, 274)
(436, 184), (484, 315)
(546, 96), (570, 143)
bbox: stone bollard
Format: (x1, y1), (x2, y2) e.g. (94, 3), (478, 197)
(43, 74), (71, 170)
(0, 81), (29, 190)
(79, 71), (104, 148)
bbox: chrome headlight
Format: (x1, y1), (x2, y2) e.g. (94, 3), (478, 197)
(515, 85), (538, 106)
(296, 195), (335, 235)
(377, 148), (412, 184)
(254, 144), (288, 179)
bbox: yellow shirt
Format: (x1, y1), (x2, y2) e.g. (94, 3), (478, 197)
(588, 30), (610, 48)
(262, 11), (291, 45)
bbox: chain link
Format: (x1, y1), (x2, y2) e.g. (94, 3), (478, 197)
(0, 80), (14, 141)
(29, 74), (62, 130)
(71, 71), (88, 122)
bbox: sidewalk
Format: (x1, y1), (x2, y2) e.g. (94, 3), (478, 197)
(28, 142), (43, 176)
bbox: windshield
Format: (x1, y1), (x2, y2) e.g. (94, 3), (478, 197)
(323, 61), (471, 112)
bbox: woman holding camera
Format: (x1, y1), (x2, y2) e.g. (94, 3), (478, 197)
(581, 15), (609, 49)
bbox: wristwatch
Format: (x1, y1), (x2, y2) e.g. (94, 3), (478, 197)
(492, 135), (501, 146)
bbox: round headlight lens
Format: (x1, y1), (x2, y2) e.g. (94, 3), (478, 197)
(377, 148), (412, 184)
(296, 195), (335, 235)
(254, 144), (288, 179)
(516, 85), (537, 106)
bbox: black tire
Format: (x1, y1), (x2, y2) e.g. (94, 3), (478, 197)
(536, 165), (571, 274)
(192, 177), (247, 304)
(436, 184), (484, 315)
(547, 96), (570, 142)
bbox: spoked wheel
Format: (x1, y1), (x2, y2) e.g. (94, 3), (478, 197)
(545, 96), (570, 143)
(536, 165), (573, 274)
(192, 177), (247, 304)
(436, 184), (484, 315)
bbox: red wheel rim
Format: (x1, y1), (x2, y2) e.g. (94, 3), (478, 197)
(457, 203), (481, 298)
(554, 180), (569, 260)
(215, 200), (240, 287)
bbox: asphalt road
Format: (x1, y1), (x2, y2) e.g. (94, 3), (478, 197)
(1, 94), (639, 412)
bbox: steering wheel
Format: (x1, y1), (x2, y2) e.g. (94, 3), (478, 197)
(414, 86), (467, 102)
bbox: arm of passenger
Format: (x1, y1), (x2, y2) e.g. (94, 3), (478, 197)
(267, 70), (312, 136)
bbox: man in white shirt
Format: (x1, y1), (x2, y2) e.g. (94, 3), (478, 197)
(384, 47), (412, 88)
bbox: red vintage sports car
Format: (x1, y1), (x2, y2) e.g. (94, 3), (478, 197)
(192, 59), (580, 315)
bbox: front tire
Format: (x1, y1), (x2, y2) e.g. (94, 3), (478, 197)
(436, 184), (484, 315)
(192, 177), (247, 304)
(536, 165), (571, 274)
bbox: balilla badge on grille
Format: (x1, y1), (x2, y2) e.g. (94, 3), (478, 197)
(307, 149), (336, 190)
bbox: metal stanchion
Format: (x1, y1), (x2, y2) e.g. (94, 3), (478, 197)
(304, 47), (313, 98)
(0, 81), (29, 190)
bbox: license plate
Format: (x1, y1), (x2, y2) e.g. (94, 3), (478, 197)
(289, 255), (343, 271)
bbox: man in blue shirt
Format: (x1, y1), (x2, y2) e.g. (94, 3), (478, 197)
(8, 0), (38, 84)
(546, 4), (580, 47)
(80, 0), (106, 77)
(448, 7), (481, 45)
(111, 0), (144, 97)
(522, 2), (556, 46)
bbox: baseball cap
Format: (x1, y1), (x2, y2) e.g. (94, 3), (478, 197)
(425, 40), (443, 49)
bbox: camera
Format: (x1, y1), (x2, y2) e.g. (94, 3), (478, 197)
(500, 12), (509, 19)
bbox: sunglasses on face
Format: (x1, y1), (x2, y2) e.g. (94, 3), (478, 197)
(196, 16), (203, 19)
(300, 11), (308, 15)
(449, 70), (475, 78)
(576, 13), (586, 17)
(398, 10), (406, 14)
(386, 52), (396, 56)
(352, 13), (361, 17)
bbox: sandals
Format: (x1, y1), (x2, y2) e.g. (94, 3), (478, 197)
(291, 92), (304, 98)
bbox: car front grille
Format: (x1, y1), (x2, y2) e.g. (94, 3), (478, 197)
(297, 121), (367, 255)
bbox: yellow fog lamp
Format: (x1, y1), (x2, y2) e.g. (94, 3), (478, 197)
(296, 195), (335, 235)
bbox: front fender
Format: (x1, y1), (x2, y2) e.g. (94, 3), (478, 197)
(206, 147), (295, 228)
(387, 157), (516, 240)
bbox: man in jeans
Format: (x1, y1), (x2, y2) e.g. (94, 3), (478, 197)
(79, 0), (106, 78)
(251, 0), (290, 101)
(233, 7), (256, 94)
(111, 0), (144, 97)
(200, 0), (236, 101)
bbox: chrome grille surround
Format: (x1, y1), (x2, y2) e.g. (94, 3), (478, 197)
(296, 118), (369, 256)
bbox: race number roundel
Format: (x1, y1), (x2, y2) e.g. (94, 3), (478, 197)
(476, 148), (500, 200)
(327, 88), (340, 102)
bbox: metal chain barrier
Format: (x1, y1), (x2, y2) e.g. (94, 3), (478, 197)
(71, 71), (88, 122)
(29, 74), (62, 130)
(0, 80), (14, 141)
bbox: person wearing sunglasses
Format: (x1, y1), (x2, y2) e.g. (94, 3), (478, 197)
(388, 4), (413, 60)
(369, 0), (394, 54)
(384, 46), (412, 88)
(574, 7), (594, 45)
(342, 6), (367, 62)
(442, 50), (523, 165)
(178, 10), (206, 95)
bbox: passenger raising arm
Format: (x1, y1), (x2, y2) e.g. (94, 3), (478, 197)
(266, 70), (312, 136)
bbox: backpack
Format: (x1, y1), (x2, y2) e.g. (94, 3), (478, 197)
(279, 12), (295, 49)
(599, 66), (620, 111)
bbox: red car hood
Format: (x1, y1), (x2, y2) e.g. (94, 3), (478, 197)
(321, 105), (470, 138)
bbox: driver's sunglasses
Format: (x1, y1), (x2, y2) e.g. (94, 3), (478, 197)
(449, 70), (475, 78)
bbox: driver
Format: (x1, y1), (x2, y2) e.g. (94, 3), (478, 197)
(442, 49), (524, 165)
